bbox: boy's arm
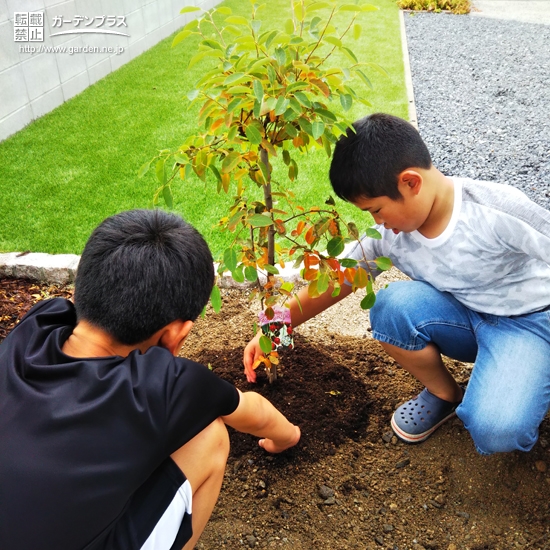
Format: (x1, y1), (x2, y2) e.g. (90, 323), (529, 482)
(221, 390), (300, 453)
(243, 283), (353, 382)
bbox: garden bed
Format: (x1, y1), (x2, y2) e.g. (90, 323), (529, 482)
(1, 277), (549, 549)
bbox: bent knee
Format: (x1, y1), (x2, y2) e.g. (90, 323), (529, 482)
(458, 408), (538, 455)
(202, 417), (230, 463)
(171, 418), (230, 476)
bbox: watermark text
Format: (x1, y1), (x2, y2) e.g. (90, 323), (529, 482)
(19, 44), (124, 55)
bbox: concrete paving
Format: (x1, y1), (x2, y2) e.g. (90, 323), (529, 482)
(471, 0), (550, 25)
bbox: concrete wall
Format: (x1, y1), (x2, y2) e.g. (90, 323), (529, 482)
(0, 0), (219, 142)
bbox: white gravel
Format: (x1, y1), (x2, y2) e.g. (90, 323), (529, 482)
(404, 12), (550, 209)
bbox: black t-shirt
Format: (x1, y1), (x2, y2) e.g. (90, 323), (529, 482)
(0, 298), (240, 550)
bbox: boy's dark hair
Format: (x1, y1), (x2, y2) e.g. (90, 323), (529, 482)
(329, 113), (432, 202)
(74, 209), (214, 345)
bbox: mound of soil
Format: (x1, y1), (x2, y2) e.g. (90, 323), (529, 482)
(2, 278), (549, 550)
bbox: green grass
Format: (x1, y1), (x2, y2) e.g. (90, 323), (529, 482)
(0, 0), (408, 259)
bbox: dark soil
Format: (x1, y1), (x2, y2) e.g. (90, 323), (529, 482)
(2, 278), (550, 550)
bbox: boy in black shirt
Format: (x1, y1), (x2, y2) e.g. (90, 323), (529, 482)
(0, 209), (300, 550)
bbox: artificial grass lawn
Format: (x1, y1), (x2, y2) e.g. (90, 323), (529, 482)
(0, 0), (408, 259)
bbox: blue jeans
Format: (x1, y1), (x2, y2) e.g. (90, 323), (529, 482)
(370, 281), (550, 455)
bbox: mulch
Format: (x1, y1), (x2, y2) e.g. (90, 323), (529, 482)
(0, 277), (74, 342)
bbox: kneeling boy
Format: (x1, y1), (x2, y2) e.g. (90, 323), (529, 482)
(0, 209), (300, 550)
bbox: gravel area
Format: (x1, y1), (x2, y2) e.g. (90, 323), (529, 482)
(404, 12), (550, 209)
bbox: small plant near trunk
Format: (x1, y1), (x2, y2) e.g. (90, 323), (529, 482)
(143, 0), (392, 381)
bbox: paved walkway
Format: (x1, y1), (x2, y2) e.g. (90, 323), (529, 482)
(471, 0), (550, 25)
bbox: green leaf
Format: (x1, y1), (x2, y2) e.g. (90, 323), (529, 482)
(248, 214), (273, 227)
(327, 236), (345, 257)
(282, 150), (291, 166)
(284, 122), (298, 137)
(172, 29), (192, 48)
(360, 292), (376, 310)
(221, 151), (241, 173)
(163, 186), (173, 208)
(180, 6), (201, 13)
(264, 264), (280, 275)
(274, 47), (286, 66)
(356, 69), (373, 90)
(225, 15), (250, 26)
(209, 164), (221, 182)
(231, 265), (245, 283)
(322, 134), (332, 157)
(138, 160), (151, 178)
(216, 6), (232, 14)
(347, 222), (359, 239)
(253, 79), (264, 102)
(245, 124), (263, 145)
(285, 18), (294, 34)
(248, 57), (270, 74)
(286, 82), (309, 93)
(340, 258), (358, 268)
(187, 89), (199, 101)
(353, 23), (362, 40)
(251, 20), (261, 35)
(308, 2), (331, 11)
(365, 227), (382, 239)
(294, 91), (311, 108)
(224, 247), (238, 272)
(244, 266), (258, 282)
(202, 39), (224, 51)
(188, 49), (218, 69)
(361, 4), (380, 11)
(374, 256), (393, 271)
(340, 93), (352, 111)
(314, 108), (337, 121)
(259, 335), (272, 354)
(155, 159), (166, 184)
(224, 72), (249, 85)
(226, 85), (253, 95)
(317, 272), (330, 294)
(323, 36), (342, 47)
(274, 96), (289, 116)
(265, 30), (279, 49)
(210, 285), (222, 313)
(311, 120), (325, 140)
(339, 4), (362, 11)
(341, 46), (358, 63)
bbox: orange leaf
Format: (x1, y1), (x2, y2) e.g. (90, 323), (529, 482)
(304, 268), (318, 281)
(344, 267), (355, 284)
(328, 219), (339, 236)
(305, 226), (315, 245)
(327, 258), (340, 271)
(304, 253), (320, 269)
(211, 117), (224, 132)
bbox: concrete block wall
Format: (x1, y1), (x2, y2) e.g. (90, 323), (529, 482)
(0, 0), (220, 142)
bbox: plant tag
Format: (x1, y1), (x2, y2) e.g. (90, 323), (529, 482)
(258, 306), (294, 351)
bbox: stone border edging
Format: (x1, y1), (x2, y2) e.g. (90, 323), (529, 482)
(0, 251), (304, 288)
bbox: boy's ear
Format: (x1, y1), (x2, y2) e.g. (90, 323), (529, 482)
(397, 170), (423, 196)
(158, 319), (194, 355)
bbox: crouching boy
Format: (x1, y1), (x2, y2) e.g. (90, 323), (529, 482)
(0, 209), (300, 550)
(244, 113), (550, 457)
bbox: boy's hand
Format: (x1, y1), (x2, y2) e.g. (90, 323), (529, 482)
(259, 425), (301, 453)
(243, 331), (263, 383)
